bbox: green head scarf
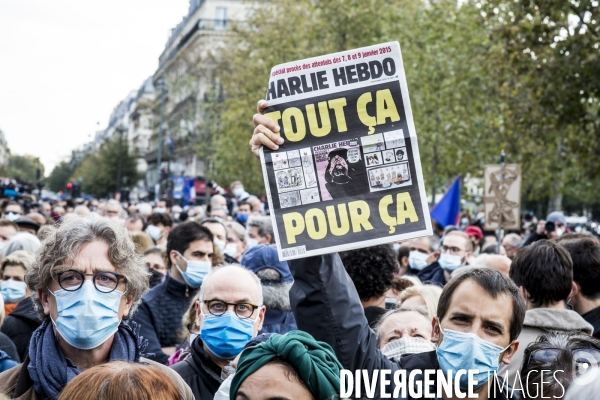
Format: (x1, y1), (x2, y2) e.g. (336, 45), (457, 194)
(230, 331), (343, 400)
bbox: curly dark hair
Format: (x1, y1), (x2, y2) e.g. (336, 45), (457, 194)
(340, 245), (398, 301)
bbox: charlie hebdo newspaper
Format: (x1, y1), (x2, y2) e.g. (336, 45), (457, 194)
(259, 42), (432, 261)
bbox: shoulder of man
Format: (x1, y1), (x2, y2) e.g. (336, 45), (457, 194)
(142, 358), (194, 400)
(140, 278), (169, 303)
(0, 363), (40, 400)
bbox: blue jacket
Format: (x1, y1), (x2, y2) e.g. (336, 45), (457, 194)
(0, 350), (18, 373)
(259, 309), (297, 334)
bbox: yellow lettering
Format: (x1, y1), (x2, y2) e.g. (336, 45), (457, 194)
(281, 107), (306, 142)
(282, 212), (305, 244)
(326, 204), (350, 236)
(264, 111), (282, 127)
(327, 98), (348, 133)
(305, 208), (328, 240)
(378, 195), (397, 234)
(376, 89), (401, 125)
(396, 192), (419, 225)
(305, 102), (331, 137)
(356, 93), (377, 134)
(348, 200), (374, 233)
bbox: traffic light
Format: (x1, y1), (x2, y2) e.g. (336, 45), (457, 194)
(67, 182), (73, 189)
(72, 182), (81, 198)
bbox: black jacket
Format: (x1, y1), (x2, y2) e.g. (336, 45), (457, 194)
(582, 306), (600, 339)
(171, 338), (223, 400)
(131, 272), (199, 364)
(0, 297), (41, 361)
(417, 260), (447, 287)
(0, 332), (19, 363)
(288, 253), (516, 399)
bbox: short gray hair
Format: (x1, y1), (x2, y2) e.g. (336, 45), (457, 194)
(26, 215), (150, 321)
(199, 263), (263, 306)
(248, 217), (274, 244)
(3, 232), (41, 258)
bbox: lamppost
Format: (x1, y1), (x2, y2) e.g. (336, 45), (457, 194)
(155, 78), (167, 203)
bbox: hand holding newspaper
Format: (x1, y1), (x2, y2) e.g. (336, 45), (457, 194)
(252, 42), (432, 260)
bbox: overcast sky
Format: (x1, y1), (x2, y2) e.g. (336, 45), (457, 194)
(0, 0), (189, 174)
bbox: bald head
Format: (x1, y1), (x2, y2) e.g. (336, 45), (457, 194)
(474, 254), (512, 276)
(210, 195), (227, 209)
(200, 264), (263, 306)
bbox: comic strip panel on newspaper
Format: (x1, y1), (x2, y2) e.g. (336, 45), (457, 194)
(259, 42), (432, 260)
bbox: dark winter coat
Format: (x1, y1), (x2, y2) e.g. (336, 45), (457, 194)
(417, 260), (446, 286)
(258, 309), (297, 335)
(131, 272), (199, 364)
(171, 338), (223, 400)
(1, 297), (41, 361)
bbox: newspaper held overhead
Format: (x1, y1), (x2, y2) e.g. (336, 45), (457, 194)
(260, 42), (432, 261)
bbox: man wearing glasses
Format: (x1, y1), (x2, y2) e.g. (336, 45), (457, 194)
(0, 216), (193, 399)
(172, 264), (265, 400)
(418, 231), (472, 286)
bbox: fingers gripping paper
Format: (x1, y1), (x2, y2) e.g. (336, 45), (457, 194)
(260, 42), (432, 260)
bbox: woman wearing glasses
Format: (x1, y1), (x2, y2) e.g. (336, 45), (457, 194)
(0, 216), (193, 400)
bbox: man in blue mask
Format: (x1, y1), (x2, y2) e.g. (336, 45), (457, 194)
(419, 231), (472, 287)
(132, 222), (215, 364)
(172, 264), (265, 400)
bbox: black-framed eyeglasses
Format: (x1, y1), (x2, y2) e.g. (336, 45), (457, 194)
(56, 269), (127, 293)
(441, 245), (464, 255)
(525, 348), (600, 370)
(203, 299), (258, 319)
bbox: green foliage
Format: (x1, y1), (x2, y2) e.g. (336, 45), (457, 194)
(46, 161), (73, 192)
(1, 155), (44, 184)
(206, 0), (598, 213)
(70, 137), (141, 198)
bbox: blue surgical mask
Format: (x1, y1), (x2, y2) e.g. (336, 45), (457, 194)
(1, 279), (27, 303)
(236, 213), (249, 224)
(438, 253), (463, 271)
(176, 252), (211, 288)
(200, 310), (256, 359)
(436, 324), (511, 389)
(408, 251), (430, 271)
(48, 281), (123, 350)
(233, 188), (245, 198)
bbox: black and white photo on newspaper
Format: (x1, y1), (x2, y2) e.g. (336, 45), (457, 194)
(259, 42), (432, 260)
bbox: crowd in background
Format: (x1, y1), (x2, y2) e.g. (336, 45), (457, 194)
(0, 169), (599, 399)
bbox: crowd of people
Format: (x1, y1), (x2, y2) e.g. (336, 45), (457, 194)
(0, 106), (598, 399)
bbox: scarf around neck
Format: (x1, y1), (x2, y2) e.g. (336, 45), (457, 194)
(27, 319), (148, 400)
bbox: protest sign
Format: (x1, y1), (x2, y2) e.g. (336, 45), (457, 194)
(260, 42), (432, 260)
(484, 164), (521, 231)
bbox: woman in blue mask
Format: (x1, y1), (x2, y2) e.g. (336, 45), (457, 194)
(1, 250), (35, 316)
(0, 216), (194, 400)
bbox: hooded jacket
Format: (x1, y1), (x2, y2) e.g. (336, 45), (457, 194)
(0, 297), (40, 361)
(288, 253), (516, 399)
(499, 307), (594, 383)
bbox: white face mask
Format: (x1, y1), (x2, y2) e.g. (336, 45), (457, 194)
(382, 336), (437, 359)
(155, 207), (167, 214)
(4, 212), (19, 222)
(438, 253), (463, 271)
(245, 238), (259, 250)
(224, 243), (238, 259)
(146, 225), (162, 241)
(408, 251), (429, 271)
(392, 243), (401, 252)
(214, 239), (226, 253)
(556, 227), (565, 237)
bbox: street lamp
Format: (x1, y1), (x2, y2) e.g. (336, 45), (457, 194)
(116, 125), (127, 195)
(155, 78), (167, 203)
